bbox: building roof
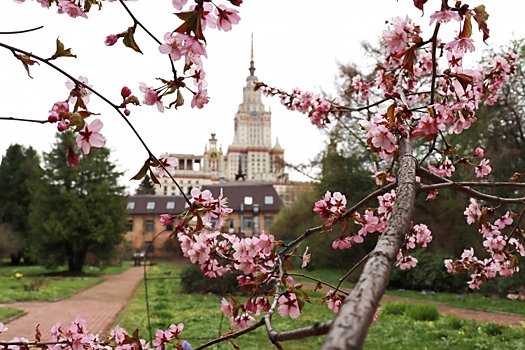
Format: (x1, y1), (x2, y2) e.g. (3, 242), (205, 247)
(127, 195), (187, 215)
(202, 183), (284, 212)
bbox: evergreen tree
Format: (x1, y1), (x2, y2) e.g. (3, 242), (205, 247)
(135, 174), (156, 195)
(0, 144), (44, 263)
(29, 133), (127, 273)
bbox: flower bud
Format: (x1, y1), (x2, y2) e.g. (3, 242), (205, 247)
(124, 109), (131, 116)
(48, 113), (59, 123)
(105, 34), (118, 46)
(57, 120), (68, 132)
(229, 0), (243, 5)
(121, 86), (132, 98)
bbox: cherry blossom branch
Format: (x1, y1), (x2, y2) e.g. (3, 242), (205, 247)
(117, 0), (178, 79)
(421, 181), (525, 189)
(0, 26), (43, 35)
(0, 41), (191, 205)
(417, 168), (525, 204)
(280, 182), (397, 256)
(0, 117), (48, 124)
(194, 319), (265, 350)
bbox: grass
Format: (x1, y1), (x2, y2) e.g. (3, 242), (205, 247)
(0, 262), (132, 303)
(384, 289), (525, 317)
(116, 263), (525, 349)
(293, 267), (525, 317)
(0, 308), (26, 322)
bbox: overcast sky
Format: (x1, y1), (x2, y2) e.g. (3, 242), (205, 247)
(1, 0), (525, 192)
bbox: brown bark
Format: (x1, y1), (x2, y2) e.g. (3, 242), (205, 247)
(321, 138), (417, 350)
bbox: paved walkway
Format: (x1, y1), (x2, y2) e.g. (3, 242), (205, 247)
(0, 266), (147, 341)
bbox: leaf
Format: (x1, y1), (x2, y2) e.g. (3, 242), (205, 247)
(130, 161), (150, 181)
(402, 46), (417, 76)
(413, 0), (428, 12)
(51, 38), (76, 60)
(473, 5), (490, 43)
(148, 169), (160, 185)
(175, 9), (206, 42)
(460, 13), (473, 39)
(35, 324), (41, 342)
(123, 27), (143, 54)
(16, 53), (39, 79)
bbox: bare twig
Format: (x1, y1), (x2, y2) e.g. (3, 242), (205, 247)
(0, 26), (43, 35)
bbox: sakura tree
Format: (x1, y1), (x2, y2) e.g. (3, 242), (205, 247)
(1, 0), (525, 349)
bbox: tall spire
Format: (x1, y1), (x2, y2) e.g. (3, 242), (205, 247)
(249, 32), (256, 77)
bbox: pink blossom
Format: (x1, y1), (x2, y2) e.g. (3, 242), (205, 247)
(191, 88), (210, 109)
(464, 198), (481, 225)
(65, 76), (92, 106)
(76, 119), (105, 155)
(172, 0), (188, 10)
(475, 158), (492, 178)
(494, 211), (513, 229)
(156, 152), (178, 178)
(58, 0), (88, 18)
(159, 32), (185, 61)
(414, 223), (432, 247)
(220, 298), (233, 316)
(332, 237), (352, 250)
(139, 83), (164, 112)
(473, 147), (484, 157)
(327, 295), (341, 313)
(160, 214), (174, 226)
(446, 37), (476, 53)
(105, 34), (118, 46)
(429, 10), (461, 25)
(301, 246), (310, 268)
(0, 323), (8, 333)
(215, 5), (241, 32)
(397, 256), (418, 270)
(230, 314), (254, 330)
(277, 293), (301, 319)
(182, 36), (208, 66)
(425, 189), (438, 201)
(167, 323), (184, 340)
(57, 120), (69, 132)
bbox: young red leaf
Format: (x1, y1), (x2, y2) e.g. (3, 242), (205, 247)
(130, 161), (150, 181)
(402, 46), (417, 76)
(50, 38), (76, 60)
(460, 13), (473, 39)
(473, 5), (490, 43)
(175, 10), (206, 42)
(123, 27), (143, 54)
(16, 53), (39, 79)
(413, 0), (428, 13)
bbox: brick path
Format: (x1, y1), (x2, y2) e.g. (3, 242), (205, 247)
(0, 266), (147, 341)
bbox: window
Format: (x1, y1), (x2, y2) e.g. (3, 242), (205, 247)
(228, 219), (235, 229)
(243, 216), (253, 229)
(127, 220), (133, 232)
(244, 196), (253, 205)
(166, 224), (174, 232)
(145, 220), (154, 232)
(126, 202), (135, 210)
(196, 180), (199, 184)
(171, 186), (175, 190)
(146, 202), (155, 210)
(210, 218), (217, 229)
(264, 196), (274, 205)
(166, 201), (175, 209)
(264, 216), (273, 229)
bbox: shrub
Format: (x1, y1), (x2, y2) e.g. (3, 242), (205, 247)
(483, 322), (504, 336)
(405, 304), (440, 321)
(381, 301), (411, 315)
(180, 264), (241, 295)
(389, 251), (469, 293)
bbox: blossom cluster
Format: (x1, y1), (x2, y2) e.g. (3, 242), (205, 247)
(445, 199), (525, 289)
(254, 83), (343, 129)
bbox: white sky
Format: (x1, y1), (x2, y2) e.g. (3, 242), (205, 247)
(1, 0), (525, 192)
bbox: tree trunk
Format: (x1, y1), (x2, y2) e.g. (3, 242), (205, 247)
(321, 138), (417, 350)
(68, 248), (88, 273)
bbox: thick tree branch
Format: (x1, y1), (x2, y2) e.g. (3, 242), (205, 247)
(322, 138), (417, 350)
(272, 321), (332, 342)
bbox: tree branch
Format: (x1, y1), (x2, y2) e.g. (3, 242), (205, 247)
(0, 117), (48, 124)
(0, 26), (43, 35)
(322, 138), (417, 350)
(417, 168), (525, 204)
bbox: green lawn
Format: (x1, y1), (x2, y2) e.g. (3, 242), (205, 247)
(0, 308), (26, 323)
(0, 262), (132, 303)
(116, 263), (525, 349)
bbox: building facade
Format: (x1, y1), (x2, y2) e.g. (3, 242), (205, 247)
(126, 183), (284, 257)
(155, 53), (288, 197)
